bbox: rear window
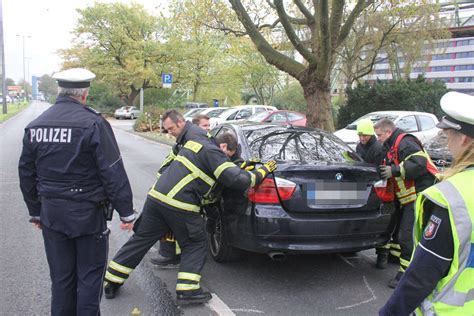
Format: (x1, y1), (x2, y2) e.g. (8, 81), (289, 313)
(418, 115), (436, 130)
(244, 127), (361, 163)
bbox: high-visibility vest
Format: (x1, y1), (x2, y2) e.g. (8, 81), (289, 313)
(387, 133), (438, 206)
(414, 167), (474, 315)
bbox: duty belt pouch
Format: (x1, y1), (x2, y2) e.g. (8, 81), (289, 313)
(100, 200), (114, 221)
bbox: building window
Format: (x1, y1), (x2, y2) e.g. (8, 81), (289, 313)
(433, 78), (452, 83)
(432, 53), (452, 60)
(454, 65), (474, 71)
(456, 52), (474, 59)
(456, 39), (474, 46)
(431, 66), (452, 72)
(454, 77), (473, 83)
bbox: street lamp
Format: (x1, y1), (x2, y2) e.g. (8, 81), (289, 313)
(16, 34), (31, 99)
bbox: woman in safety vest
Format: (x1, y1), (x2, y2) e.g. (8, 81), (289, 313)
(380, 91), (474, 315)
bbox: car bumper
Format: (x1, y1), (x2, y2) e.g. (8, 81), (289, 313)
(228, 203), (396, 254)
(115, 113), (132, 118)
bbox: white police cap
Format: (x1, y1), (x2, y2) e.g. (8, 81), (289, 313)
(437, 91), (474, 138)
(53, 68), (96, 88)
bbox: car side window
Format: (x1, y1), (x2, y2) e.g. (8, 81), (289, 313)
(255, 107), (266, 114)
(236, 108), (253, 119)
(227, 111), (239, 120)
(287, 112), (304, 120)
(271, 113), (287, 122)
(418, 115), (436, 131)
(396, 115), (418, 132)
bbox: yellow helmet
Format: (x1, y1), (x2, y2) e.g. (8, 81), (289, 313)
(357, 118), (375, 135)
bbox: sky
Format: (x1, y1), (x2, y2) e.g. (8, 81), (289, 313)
(2, 0), (167, 83)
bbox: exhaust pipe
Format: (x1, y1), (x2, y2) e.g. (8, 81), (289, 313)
(268, 252), (287, 261)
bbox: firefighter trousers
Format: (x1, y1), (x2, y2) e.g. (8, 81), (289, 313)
(106, 197), (207, 294)
(397, 201), (415, 272)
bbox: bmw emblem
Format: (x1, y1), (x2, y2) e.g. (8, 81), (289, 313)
(335, 173), (343, 181)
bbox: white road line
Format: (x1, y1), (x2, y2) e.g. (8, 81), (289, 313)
(207, 293), (236, 315)
(336, 275), (376, 310)
(337, 254), (355, 267)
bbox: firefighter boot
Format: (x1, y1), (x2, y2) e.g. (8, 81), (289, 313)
(104, 281), (121, 299)
(176, 290), (212, 305)
(388, 271), (403, 289)
(150, 254), (181, 268)
(376, 253), (388, 269)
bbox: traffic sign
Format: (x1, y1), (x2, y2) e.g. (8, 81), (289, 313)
(162, 73), (172, 88)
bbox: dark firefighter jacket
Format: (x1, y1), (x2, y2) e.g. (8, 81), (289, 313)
(148, 122), (256, 213)
(356, 135), (383, 165)
(18, 96), (134, 225)
(383, 128), (437, 194)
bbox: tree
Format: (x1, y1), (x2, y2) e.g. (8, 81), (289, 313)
(225, 1), (445, 131)
(38, 74), (58, 100)
(6, 78), (15, 86)
(60, 3), (169, 106)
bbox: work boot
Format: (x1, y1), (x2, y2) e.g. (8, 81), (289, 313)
(388, 271), (403, 289)
(376, 253), (388, 269)
(150, 254), (180, 268)
(176, 290), (212, 305)
(104, 281), (121, 299)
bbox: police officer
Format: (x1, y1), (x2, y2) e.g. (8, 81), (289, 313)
(104, 109), (277, 305)
(380, 91), (474, 315)
(18, 68), (136, 316)
(374, 118), (438, 288)
(356, 118), (389, 268)
(151, 113), (213, 267)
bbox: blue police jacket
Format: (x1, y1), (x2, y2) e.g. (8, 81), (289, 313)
(18, 96), (134, 235)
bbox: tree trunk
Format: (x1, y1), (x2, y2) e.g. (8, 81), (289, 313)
(125, 88), (140, 106)
(301, 77), (334, 131)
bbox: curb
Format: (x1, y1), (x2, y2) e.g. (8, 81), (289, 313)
(129, 130), (175, 147)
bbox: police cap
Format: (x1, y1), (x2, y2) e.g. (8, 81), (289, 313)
(437, 91), (474, 138)
(53, 68), (96, 88)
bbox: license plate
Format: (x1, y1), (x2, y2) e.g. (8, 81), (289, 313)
(305, 181), (370, 205)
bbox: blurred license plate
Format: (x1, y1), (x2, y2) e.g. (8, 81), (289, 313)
(305, 181), (369, 205)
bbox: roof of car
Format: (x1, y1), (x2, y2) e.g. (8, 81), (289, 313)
(367, 110), (436, 116)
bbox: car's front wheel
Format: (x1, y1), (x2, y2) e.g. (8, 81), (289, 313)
(207, 208), (243, 262)
(130, 114), (135, 119)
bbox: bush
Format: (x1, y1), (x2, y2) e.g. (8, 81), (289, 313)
(272, 82), (306, 111)
(133, 106), (167, 132)
(337, 77), (449, 129)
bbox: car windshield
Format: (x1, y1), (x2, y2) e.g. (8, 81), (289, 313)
(243, 126), (361, 163)
(207, 108), (228, 118)
(184, 108), (204, 117)
(346, 113), (398, 130)
(218, 108), (239, 119)
(247, 111), (269, 122)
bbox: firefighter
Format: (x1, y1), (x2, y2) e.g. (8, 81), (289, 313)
(151, 113), (212, 268)
(374, 118), (438, 288)
(356, 118), (389, 269)
(104, 109), (277, 305)
(380, 91), (474, 315)
(18, 68), (135, 315)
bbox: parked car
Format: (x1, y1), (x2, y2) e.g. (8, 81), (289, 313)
(184, 102), (208, 109)
(425, 131), (452, 170)
(209, 105), (277, 129)
(183, 108), (206, 121)
(114, 106), (141, 119)
(183, 107), (230, 122)
(206, 123), (396, 262)
(334, 111), (440, 149)
(247, 110), (307, 126)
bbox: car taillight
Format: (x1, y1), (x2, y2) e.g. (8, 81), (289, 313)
(248, 177), (296, 204)
(374, 179), (395, 202)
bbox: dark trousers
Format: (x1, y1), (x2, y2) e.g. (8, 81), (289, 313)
(397, 201), (415, 272)
(159, 239), (178, 257)
(108, 198), (207, 293)
(42, 226), (108, 316)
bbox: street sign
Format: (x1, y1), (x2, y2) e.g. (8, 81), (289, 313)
(162, 73), (172, 88)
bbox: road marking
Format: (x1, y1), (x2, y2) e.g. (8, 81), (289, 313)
(207, 293), (236, 315)
(336, 275), (376, 310)
(337, 254), (355, 267)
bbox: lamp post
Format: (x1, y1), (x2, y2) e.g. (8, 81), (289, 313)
(16, 34), (31, 100)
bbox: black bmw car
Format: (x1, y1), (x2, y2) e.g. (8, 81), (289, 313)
(206, 123), (396, 262)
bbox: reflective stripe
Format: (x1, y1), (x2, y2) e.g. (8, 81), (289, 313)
(178, 272), (201, 282)
(167, 174), (197, 198)
(214, 161), (236, 179)
(257, 169), (266, 178)
(400, 257), (410, 271)
(249, 171), (256, 187)
(105, 271), (125, 284)
(176, 283), (200, 291)
(109, 261), (133, 275)
(183, 140), (203, 153)
(148, 189), (200, 212)
(175, 155), (215, 187)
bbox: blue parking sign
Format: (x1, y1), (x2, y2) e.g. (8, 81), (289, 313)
(162, 73), (172, 88)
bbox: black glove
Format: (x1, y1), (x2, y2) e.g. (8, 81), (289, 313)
(254, 160), (277, 184)
(378, 165), (393, 179)
(240, 158), (261, 171)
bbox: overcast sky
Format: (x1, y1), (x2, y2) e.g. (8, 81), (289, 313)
(3, 0), (166, 83)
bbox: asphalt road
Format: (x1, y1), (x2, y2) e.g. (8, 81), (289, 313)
(1, 102), (399, 315)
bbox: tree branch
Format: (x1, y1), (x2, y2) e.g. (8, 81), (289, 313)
(293, 0), (314, 22)
(337, 0), (373, 47)
(329, 0), (344, 50)
(274, 0), (317, 64)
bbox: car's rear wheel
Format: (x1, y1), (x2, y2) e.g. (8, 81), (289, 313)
(130, 114), (135, 119)
(207, 209), (243, 262)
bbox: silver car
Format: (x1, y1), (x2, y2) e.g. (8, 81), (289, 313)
(114, 106), (141, 119)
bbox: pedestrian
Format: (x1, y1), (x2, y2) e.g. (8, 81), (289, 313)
(151, 113), (212, 268)
(356, 118), (389, 269)
(380, 91), (474, 315)
(374, 118), (438, 288)
(104, 109), (277, 305)
(18, 68), (136, 316)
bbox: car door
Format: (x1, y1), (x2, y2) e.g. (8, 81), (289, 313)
(395, 115), (420, 140)
(416, 114), (439, 144)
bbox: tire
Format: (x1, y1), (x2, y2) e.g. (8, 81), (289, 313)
(130, 114), (135, 119)
(207, 209), (243, 262)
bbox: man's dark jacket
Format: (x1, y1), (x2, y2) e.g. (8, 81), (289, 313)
(356, 135), (383, 165)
